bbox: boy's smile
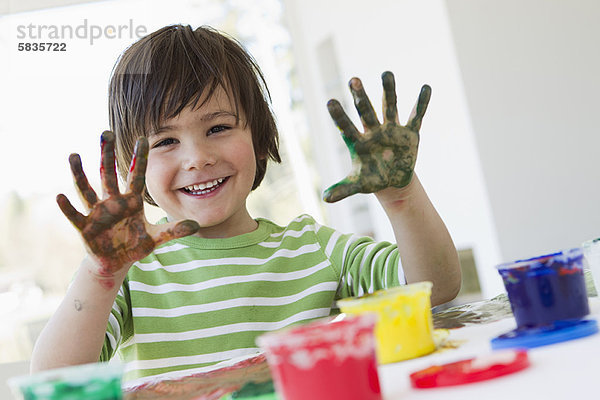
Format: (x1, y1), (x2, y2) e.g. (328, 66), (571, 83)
(145, 86), (258, 238)
(182, 177), (226, 195)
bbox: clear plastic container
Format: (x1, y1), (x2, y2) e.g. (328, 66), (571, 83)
(582, 238), (600, 293)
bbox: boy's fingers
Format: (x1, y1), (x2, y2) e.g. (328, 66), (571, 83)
(56, 194), (86, 230)
(127, 138), (149, 194)
(406, 84), (432, 132)
(322, 178), (362, 203)
(150, 219), (200, 246)
(69, 153), (98, 211)
(100, 131), (120, 197)
(349, 77), (379, 129)
(382, 71), (398, 124)
(327, 99), (361, 145)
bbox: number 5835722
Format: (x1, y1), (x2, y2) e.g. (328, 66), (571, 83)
(17, 42), (66, 51)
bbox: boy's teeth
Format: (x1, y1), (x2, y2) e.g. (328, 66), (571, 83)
(185, 178), (224, 192)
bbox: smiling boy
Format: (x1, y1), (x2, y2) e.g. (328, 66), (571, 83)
(31, 24), (461, 385)
(145, 86), (260, 238)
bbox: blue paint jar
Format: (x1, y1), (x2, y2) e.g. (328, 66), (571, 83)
(496, 248), (589, 329)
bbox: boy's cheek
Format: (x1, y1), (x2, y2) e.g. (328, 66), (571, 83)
(144, 160), (162, 187)
(143, 172), (163, 203)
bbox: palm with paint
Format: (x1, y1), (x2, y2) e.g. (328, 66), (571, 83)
(323, 71), (431, 203)
(56, 131), (199, 277)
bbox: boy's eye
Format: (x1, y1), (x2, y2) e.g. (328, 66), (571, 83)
(208, 125), (231, 135)
(152, 137), (178, 148)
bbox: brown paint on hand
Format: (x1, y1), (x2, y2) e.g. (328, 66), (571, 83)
(57, 132), (201, 287)
(323, 71), (431, 203)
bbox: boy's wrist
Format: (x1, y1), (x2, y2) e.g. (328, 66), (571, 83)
(374, 175), (420, 212)
(80, 256), (130, 290)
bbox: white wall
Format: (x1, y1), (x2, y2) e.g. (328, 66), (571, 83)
(283, 0), (504, 297)
(445, 0), (600, 262)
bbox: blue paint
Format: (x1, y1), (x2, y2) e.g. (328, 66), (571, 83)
(497, 248), (589, 329)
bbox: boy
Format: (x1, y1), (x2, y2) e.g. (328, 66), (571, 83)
(31, 25), (460, 386)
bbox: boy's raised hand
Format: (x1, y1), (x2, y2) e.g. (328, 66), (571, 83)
(323, 71), (431, 203)
(56, 131), (199, 278)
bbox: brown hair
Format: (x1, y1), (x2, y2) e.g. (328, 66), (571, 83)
(108, 24), (281, 205)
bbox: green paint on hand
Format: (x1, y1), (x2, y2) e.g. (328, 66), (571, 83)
(323, 71), (431, 203)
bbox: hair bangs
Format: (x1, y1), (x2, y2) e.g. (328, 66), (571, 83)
(143, 29), (232, 135)
(109, 24), (281, 205)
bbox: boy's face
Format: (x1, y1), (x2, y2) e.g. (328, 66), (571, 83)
(145, 86), (258, 238)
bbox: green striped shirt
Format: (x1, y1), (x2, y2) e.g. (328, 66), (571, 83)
(101, 214), (405, 387)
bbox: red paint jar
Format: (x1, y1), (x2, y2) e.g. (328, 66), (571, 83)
(257, 314), (381, 400)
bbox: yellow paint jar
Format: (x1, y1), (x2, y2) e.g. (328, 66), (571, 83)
(337, 281), (435, 364)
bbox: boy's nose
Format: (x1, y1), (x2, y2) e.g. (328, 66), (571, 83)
(181, 142), (217, 170)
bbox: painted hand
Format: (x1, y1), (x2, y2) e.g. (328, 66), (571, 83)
(323, 71), (431, 203)
(57, 131), (200, 277)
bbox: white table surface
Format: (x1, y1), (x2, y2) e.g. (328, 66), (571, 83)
(379, 296), (600, 399)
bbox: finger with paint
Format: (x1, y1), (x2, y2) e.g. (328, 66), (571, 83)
(322, 71), (431, 203)
(56, 131), (200, 281)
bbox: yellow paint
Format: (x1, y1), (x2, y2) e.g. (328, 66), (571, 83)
(337, 281), (435, 364)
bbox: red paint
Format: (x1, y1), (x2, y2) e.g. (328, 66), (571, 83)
(87, 266), (117, 290)
(96, 278), (116, 290)
(558, 267), (580, 276)
(129, 153), (137, 174)
(95, 265), (114, 277)
(258, 315), (381, 400)
(100, 139), (107, 176)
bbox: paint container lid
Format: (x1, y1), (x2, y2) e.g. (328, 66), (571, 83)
(409, 350), (529, 388)
(495, 247), (583, 271)
(491, 319), (598, 350)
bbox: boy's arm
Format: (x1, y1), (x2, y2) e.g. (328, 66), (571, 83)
(323, 72), (461, 306)
(31, 257), (127, 372)
(375, 175), (461, 306)
(31, 131), (199, 372)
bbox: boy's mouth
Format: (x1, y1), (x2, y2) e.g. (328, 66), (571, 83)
(181, 177), (227, 195)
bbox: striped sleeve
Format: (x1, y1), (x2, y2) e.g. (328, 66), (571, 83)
(99, 278), (131, 361)
(314, 220), (405, 299)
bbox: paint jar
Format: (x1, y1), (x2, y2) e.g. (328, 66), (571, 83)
(337, 281), (435, 364)
(582, 238), (600, 293)
(496, 248), (589, 329)
(8, 362), (123, 399)
(256, 314), (381, 400)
